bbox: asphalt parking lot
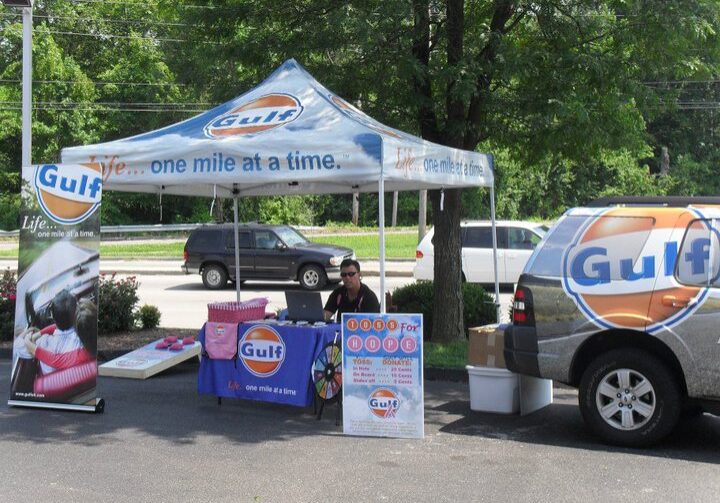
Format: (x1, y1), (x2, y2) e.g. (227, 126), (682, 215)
(1, 360), (718, 503)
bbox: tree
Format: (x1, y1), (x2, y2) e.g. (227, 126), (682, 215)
(173, 0), (720, 341)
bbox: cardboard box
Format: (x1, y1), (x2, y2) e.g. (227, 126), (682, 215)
(468, 323), (507, 369)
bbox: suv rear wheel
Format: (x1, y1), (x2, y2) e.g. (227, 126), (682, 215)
(202, 264), (228, 290)
(299, 264), (326, 290)
(579, 349), (681, 447)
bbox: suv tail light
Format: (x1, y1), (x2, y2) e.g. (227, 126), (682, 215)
(512, 285), (535, 326)
(183, 250), (188, 262)
(416, 250), (424, 259)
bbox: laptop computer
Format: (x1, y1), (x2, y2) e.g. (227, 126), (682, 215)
(284, 291), (326, 323)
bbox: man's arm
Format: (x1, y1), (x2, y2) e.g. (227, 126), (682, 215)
(34, 346), (92, 370)
(324, 289), (339, 321)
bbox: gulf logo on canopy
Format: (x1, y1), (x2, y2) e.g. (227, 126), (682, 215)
(562, 207), (710, 333)
(238, 325), (286, 377)
(34, 163), (102, 225)
(368, 388), (400, 419)
(204, 93), (303, 138)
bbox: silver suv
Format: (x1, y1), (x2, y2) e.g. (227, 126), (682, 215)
(505, 197), (720, 446)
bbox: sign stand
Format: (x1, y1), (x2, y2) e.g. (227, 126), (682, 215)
(8, 397), (105, 413)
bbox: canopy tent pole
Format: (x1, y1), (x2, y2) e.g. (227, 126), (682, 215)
(378, 170), (386, 314)
(233, 195), (241, 303)
(490, 185), (501, 323)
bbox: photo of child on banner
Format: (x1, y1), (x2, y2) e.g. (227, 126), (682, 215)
(9, 164), (102, 407)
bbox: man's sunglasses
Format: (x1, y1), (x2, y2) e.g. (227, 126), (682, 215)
(340, 271), (357, 278)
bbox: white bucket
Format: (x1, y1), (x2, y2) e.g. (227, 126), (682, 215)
(466, 365), (519, 414)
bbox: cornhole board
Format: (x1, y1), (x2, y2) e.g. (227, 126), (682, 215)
(99, 338), (201, 379)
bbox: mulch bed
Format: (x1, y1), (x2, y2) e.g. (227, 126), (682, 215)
(1, 327), (198, 360)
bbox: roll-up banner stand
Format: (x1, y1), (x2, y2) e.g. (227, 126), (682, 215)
(8, 164), (104, 413)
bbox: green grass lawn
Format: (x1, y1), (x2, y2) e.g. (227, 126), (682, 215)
(0, 231), (418, 259)
(424, 340), (468, 369)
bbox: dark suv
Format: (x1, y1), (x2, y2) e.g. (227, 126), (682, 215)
(182, 224), (354, 290)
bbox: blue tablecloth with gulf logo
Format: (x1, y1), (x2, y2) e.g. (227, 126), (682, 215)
(197, 322), (339, 407)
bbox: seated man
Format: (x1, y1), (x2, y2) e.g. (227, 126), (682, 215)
(324, 259), (380, 322)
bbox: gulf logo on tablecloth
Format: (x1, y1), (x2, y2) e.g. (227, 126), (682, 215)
(562, 207), (711, 333)
(239, 325), (286, 377)
(35, 163), (102, 225)
(204, 94), (303, 138)
(368, 388), (400, 419)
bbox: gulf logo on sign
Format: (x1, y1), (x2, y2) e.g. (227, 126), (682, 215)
(35, 163), (102, 225)
(238, 325), (286, 377)
(368, 388), (400, 419)
(204, 94), (303, 138)
(562, 207), (709, 333)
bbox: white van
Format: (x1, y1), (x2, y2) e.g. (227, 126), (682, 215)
(413, 220), (548, 284)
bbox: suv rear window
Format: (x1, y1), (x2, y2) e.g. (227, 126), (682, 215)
(526, 214), (654, 279)
(226, 231), (251, 249)
(462, 226), (507, 248)
(676, 218), (720, 286)
(190, 229), (222, 252)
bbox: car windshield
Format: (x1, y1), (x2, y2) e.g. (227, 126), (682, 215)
(275, 226), (310, 247)
(535, 225), (549, 236)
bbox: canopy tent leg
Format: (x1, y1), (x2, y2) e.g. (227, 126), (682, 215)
(490, 185), (501, 323)
(378, 174), (386, 314)
(233, 196), (241, 303)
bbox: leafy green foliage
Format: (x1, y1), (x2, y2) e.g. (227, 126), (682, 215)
(0, 268), (17, 342)
(137, 304), (161, 329)
(391, 281), (496, 341)
(98, 274), (139, 334)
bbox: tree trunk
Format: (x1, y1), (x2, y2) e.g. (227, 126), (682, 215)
(391, 191), (398, 227)
(352, 192), (359, 226)
(418, 189), (427, 242)
(430, 188), (465, 342)
(213, 198), (225, 223)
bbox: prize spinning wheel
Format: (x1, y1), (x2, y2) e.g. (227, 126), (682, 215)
(312, 341), (343, 404)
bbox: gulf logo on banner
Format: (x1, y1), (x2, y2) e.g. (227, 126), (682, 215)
(238, 325), (286, 377)
(368, 388), (400, 419)
(562, 207), (710, 333)
(35, 163), (102, 225)
(204, 93), (303, 138)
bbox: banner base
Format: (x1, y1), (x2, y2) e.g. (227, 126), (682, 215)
(8, 397), (105, 414)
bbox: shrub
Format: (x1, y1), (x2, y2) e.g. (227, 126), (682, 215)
(98, 273), (139, 333)
(391, 280), (496, 341)
(137, 304), (161, 329)
(0, 268), (17, 342)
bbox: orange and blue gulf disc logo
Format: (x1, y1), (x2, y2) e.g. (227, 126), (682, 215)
(562, 207), (710, 333)
(368, 388), (400, 419)
(34, 163), (102, 225)
(238, 325), (285, 377)
(204, 93), (303, 138)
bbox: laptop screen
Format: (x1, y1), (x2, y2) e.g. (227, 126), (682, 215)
(284, 291), (325, 322)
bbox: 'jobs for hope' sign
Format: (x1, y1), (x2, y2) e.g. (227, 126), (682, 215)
(341, 313), (424, 439)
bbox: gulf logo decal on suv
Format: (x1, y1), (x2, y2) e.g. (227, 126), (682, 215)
(35, 163), (102, 225)
(238, 325), (286, 377)
(368, 388), (400, 419)
(204, 94), (303, 138)
(562, 207), (710, 332)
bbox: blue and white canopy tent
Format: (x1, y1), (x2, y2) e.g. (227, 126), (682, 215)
(62, 59), (499, 318)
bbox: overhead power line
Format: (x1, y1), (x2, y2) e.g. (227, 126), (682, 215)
(0, 78), (187, 87)
(0, 11), (192, 28)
